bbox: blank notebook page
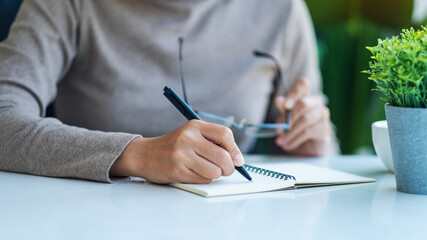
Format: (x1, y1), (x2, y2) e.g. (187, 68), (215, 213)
(170, 163), (375, 197)
(261, 163), (375, 187)
(170, 167), (296, 197)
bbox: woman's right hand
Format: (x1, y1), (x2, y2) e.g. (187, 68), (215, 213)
(109, 120), (245, 184)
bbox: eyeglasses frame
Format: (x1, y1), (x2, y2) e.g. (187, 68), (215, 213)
(177, 37), (291, 137)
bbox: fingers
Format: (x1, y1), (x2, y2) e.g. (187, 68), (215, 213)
(193, 137), (235, 176)
(274, 96), (286, 114)
(176, 120), (240, 179)
(171, 163), (213, 184)
(283, 106), (325, 143)
(290, 96), (324, 124)
(162, 142), (226, 183)
(283, 78), (310, 109)
(187, 153), (223, 180)
(129, 120), (242, 184)
(276, 110), (330, 150)
(274, 78), (310, 125)
(197, 121), (245, 167)
(183, 168), (214, 184)
(275, 93), (331, 155)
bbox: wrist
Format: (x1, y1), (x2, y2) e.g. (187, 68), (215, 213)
(110, 137), (144, 177)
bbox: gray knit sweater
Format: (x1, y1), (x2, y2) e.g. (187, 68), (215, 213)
(0, 0), (322, 182)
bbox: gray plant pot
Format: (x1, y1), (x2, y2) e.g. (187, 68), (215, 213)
(385, 104), (427, 195)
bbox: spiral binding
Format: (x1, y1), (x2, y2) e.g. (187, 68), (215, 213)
(244, 164), (296, 181)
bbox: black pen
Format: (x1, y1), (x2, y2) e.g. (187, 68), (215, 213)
(163, 86), (252, 182)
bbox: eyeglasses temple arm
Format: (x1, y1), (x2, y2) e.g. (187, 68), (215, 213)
(285, 109), (291, 132)
(254, 50), (291, 130)
(178, 37), (191, 106)
(253, 50), (289, 94)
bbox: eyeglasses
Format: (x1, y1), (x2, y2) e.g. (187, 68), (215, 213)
(177, 37), (291, 138)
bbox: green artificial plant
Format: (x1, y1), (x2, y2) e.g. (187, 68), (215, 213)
(365, 26), (427, 108)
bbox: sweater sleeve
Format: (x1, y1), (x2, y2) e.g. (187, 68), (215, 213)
(0, 0), (139, 182)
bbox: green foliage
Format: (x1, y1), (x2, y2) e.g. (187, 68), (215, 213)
(365, 26), (427, 108)
(304, 0), (414, 154)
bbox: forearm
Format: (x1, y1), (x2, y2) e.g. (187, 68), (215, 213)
(0, 84), (139, 182)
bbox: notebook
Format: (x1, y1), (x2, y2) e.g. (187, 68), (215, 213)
(170, 163), (375, 197)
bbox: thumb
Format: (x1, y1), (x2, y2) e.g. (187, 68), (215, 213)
(284, 78), (310, 109)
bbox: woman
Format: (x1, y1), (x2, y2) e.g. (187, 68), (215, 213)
(0, 0), (335, 183)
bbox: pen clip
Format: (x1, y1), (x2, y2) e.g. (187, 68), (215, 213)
(163, 86), (200, 120)
(163, 87), (185, 115)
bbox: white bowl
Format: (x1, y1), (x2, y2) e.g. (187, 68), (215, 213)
(372, 120), (394, 173)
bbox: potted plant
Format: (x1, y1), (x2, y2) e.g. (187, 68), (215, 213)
(365, 26), (427, 195)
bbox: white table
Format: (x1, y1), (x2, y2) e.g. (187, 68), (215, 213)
(1, 155), (426, 240)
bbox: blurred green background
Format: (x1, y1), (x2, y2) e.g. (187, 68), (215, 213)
(305, 0), (426, 154)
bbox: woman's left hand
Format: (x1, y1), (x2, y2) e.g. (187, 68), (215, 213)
(274, 78), (332, 156)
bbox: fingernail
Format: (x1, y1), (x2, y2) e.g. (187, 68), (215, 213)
(234, 154), (245, 167)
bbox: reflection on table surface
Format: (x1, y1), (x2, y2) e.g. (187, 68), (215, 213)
(0, 155), (426, 240)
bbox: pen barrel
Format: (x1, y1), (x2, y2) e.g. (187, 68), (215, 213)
(236, 166), (252, 182)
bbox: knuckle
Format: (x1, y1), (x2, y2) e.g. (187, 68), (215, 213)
(219, 126), (233, 139)
(216, 149), (230, 161)
(214, 149), (234, 176)
(210, 167), (222, 179)
(301, 113), (311, 123)
(177, 129), (194, 143)
(170, 144), (184, 158)
(188, 119), (199, 126)
(201, 164), (220, 180)
(186, 119), (201, 129)
(223, 163), (235, 176)
(299, 98), (309, 109)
